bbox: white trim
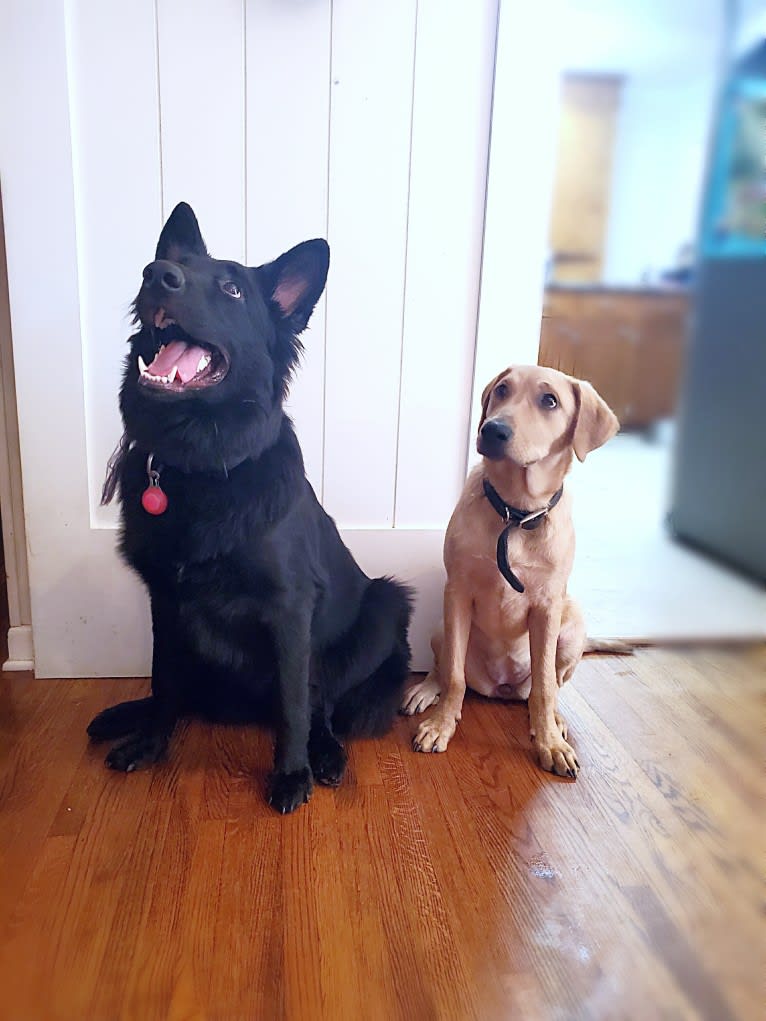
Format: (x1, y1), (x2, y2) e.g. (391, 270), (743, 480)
(0, 1), (87, 680)
(4, 624), (34, 672)
(6, 528), (443, 678)
(0, 185), (33, 655)
(470, 0), (560, 461)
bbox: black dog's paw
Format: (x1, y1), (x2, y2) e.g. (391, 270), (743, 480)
(88, 710), (121, 742)
(309, 731), (347, 788)
(268, 768), (313, 814)
(87, 698), (153, 741)
(105, 732), (167, 773)
(87, 711), (118, 742)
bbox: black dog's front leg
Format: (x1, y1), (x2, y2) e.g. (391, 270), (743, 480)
(308, 714), (347, 788)
(267, 605), (314, 814)
(308, 698), (348, 788)
(105, 594), (184, 773)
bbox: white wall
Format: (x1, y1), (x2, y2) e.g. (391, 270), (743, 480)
(737, 0), (766, 52)
(66, 0), (497, 535)
(551, 0), (724, 284)
(604, 71), (717, 282)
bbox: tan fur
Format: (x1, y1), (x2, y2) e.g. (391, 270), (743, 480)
(402, 365), (619, 776)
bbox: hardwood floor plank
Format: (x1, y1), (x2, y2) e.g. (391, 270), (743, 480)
(419, 702), (698, 1020)
(345, 733), (385, 787)
(583, 650), (762, 793)
(0, 833), (77, 1019)
(207, 808), (285, 1018)
(622, 884), (739, 1021)
(573, 655), (763, 914)
(87, 799), (175, 1021)
(334, 787), (415, 1020)
(402, 738), (542, 1019)
(561, 686), (761, 1020)
(374, 742), (482, 1021)
(0, 680), (104, 934)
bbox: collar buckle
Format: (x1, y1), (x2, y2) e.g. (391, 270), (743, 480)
(518, 507), (547, 529)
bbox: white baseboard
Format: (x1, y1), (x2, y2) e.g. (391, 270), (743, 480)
(4, 624), (34, 671)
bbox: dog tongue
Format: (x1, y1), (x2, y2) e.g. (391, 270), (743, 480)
(146, 340), (208, 383)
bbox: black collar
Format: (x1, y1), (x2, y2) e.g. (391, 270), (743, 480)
(101, 434), (240, 508)
(482, 478), (563, 529)
(482, 478), (564, 593)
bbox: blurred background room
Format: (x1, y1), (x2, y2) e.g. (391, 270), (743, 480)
(536, 0), (766, 643)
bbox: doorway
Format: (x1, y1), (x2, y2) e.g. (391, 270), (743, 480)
(537, 1), (766, 641)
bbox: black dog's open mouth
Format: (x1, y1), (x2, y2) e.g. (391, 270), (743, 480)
(138, 308), (230, 392)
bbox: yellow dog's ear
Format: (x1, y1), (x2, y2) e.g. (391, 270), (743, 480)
(571, 380), (619, 461)
(479, 367), (511, 430)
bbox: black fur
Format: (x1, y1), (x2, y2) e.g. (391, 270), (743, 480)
(88, 202), (412, 813)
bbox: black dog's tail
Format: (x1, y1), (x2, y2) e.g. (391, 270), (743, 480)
(329, 577), (413, 738)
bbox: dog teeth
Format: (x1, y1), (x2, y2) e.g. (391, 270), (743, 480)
(138, 356), (177, 386)
(153, 309), (176, 329)
(197, 354), (211, 374)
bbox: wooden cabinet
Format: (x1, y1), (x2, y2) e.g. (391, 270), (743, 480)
(538, 287), (689, 428)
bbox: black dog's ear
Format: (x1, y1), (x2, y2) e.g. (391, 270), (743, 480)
(155, 202), (208, 260)
(256, 239), (330, 334)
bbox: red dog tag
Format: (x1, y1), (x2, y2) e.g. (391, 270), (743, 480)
(141, 484), (168, 515)
(142, 453), (168, 515)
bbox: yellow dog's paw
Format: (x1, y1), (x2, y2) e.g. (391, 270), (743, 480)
(400, 675), (441, 716)
(412, 714), (457, 753)
(533, 734), (580, 778)
(529, 711), (568, 741)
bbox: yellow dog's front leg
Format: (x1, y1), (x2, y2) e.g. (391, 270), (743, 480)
(413, 583), (472, 754)
(528, 601), (579, 777)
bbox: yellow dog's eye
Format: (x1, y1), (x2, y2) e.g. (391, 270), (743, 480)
(540, 393), (558, 410)
(494, 382), (508, 398)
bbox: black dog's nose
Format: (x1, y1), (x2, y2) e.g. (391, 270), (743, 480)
(142, 260), (185, 293)
(480, 419), (512, 445)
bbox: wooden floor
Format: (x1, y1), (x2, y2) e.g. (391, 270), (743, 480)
(0, 646), (763, 1021)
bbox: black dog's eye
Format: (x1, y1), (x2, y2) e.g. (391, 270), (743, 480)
(540, 392), (558, 410)
(221, 281), (242, 298)
(494, 382), (508, 399)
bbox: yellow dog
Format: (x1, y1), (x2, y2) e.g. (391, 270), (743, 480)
(402, 365), (619, 776)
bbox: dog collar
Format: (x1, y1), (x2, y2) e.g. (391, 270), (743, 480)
(482, 478), (563, 593)
(102, 433), (239, 514)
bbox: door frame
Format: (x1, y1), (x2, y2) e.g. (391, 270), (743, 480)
(469, 0), (559, 452)
(0, 189), (33, 671)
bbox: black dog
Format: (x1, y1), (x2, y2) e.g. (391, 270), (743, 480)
(88, 202), (412, 813)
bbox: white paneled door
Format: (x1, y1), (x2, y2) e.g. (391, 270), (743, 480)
(0, 0), (555, 675)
